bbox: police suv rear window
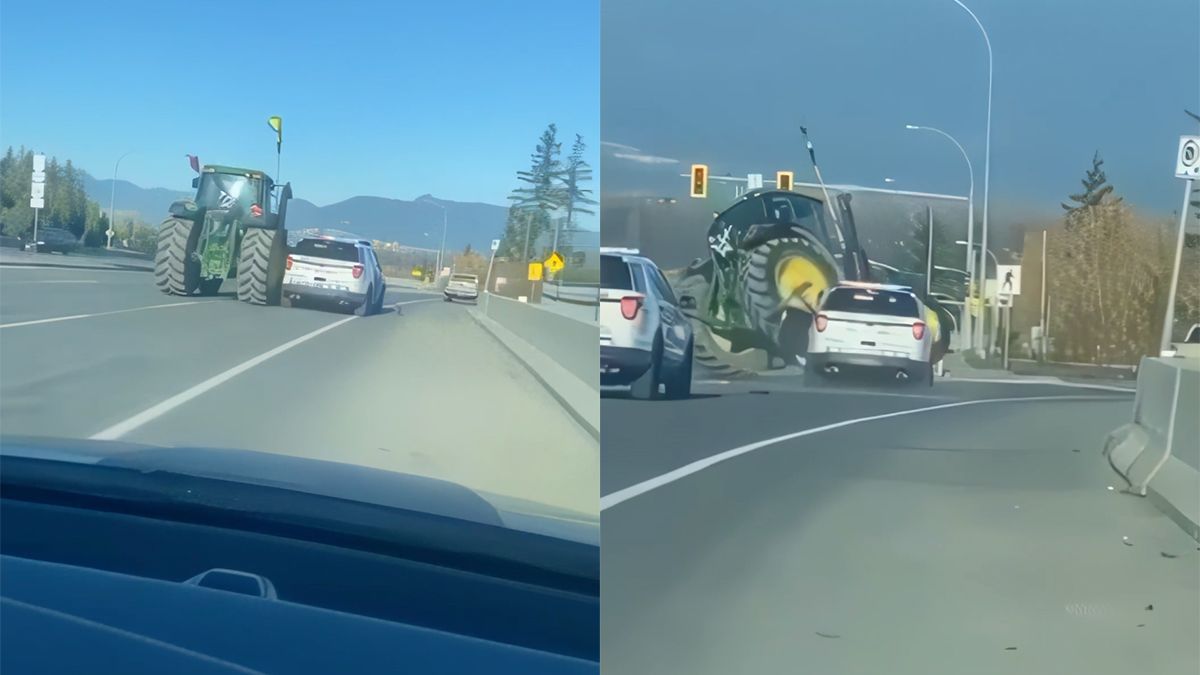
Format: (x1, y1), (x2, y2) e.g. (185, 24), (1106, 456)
(294, 239), (360, 262)
(601, 255), (634, 291)
(822, 288), (919, 318)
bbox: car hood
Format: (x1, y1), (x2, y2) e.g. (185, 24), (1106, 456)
(0, 436), (597, 545)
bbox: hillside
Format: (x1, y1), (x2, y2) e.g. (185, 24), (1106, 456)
(83, 175), (517, 252)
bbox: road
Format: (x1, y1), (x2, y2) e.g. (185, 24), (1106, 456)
(600, 375), (1199, 674)
(0, 262), (598, 516)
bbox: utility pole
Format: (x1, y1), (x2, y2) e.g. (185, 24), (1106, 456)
(925, 204), (934, 296)
(1040, 228), (1048, 360)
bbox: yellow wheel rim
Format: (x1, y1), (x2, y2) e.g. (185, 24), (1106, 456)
(775, 255), (832, 313)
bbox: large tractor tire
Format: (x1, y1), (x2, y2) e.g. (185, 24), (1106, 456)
(673, 270), (763, 379)
(237, 227), (286, 306)
(155, 217), (200, 296)
(742, 229), (840, 361)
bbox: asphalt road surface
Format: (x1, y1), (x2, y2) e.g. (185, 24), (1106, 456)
(0, 262), (598, 516)
(601, 375), (1199, 674)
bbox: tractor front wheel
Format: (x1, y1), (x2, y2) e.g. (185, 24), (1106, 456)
(237, 228), (286, 306)
(154, 217), (200, 296)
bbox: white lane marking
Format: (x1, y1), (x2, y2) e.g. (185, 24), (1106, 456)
(0, 300), (219, 329)
(0, 264), (146, 273)
(91, 315), (358, 440)
(946, 376), (1135, 393)
(599, 394), (1127, 511)
(3, 279), (100, 284)
(90, 298), (440, 441)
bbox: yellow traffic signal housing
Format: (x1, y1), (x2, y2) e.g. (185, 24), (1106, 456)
(777, 171), (793, 191)
(690, 164), (708, 198)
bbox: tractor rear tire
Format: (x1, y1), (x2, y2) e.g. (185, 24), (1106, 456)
(237, 228), (286, 306)
(743, 230), (839, 361)
(155, 218), (200, 296)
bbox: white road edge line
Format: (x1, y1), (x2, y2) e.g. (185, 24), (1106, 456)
(90, 297), (440, 440)
(946, 376), (1135, 393)
(5, 280), (100, 285)
(599, 394), (1129, 511)
(0, 300), (220, 329)
(91, 315), (359, 440)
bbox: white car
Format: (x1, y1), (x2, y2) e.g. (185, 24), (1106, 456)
(599, 248), (694, 399)
(283, 236), (386, 315)
(444, 273), (480, 302)
(806, 282), (934, 385)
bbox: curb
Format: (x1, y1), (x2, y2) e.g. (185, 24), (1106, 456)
(467, 307), (599, 442)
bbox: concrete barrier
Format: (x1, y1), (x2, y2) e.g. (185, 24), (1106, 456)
(1104, 356), (1200, 540)
(469, 293), (598, 439)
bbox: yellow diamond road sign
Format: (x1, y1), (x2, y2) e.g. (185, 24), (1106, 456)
(545, 251), (564, 273)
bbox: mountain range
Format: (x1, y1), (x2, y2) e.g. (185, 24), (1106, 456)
(82, 173), (520, 252)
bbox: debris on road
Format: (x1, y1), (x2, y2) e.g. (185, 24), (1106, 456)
(1145, 604), (1153, 611)
(814, 632), (841, 639)
(1160, 551), (1178, 559)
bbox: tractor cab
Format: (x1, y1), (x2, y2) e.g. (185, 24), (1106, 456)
(190, 166), (292, 228)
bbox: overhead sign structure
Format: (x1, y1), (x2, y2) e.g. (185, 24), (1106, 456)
(777, 171), (793, 191)
(544, 251), (564, 273)
(1176, 135), (1200, 179)
(527, 262), (544, 281)
(690, 164), (708, 198)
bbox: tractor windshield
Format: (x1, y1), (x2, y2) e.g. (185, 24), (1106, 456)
(760, 193), (833, 249)
(196, 173), (261, 214)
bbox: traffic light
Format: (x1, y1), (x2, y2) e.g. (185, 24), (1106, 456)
(690, 164), (708, 198)
(776, 171), (793, 191)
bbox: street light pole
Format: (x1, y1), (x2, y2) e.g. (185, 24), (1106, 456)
(906, 124), (975, 351)
(107, 151), (133, 249)
(417, 197), (449, 282)
(438, 206), (448, 275)
(950, 0), (992, 359)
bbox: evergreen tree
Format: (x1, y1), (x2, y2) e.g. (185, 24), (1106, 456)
(1062, 152), (1120, 215)
(559, 134), (596, 238)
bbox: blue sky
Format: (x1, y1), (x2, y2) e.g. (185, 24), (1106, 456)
(601, 0), (1199, 224)
(0, 0), (599, 226)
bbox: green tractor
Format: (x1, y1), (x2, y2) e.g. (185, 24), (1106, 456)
(155, 165), (292, 305)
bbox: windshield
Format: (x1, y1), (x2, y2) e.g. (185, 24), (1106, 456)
(294, 239), (360, 262)
(762, 192), (832, 245)
(821, 287), (919, 318)
(195, 172), (261, 213)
